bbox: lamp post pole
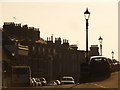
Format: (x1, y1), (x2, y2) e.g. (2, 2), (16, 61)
(112, 51), (114, 59)
(86, 19), (88, 55)
(98, 36), (103, 56)
(84, 8), (90, 63)
(100, 44), (102, 56)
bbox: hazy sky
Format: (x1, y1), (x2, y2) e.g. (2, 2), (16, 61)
(0, 0), (118, 60)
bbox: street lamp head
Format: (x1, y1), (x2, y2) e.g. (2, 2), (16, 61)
(84, 8), (90, 20)
(98, 36), (103, 44)
(111, 51), (114, 59)
(112, 51), (114, 55)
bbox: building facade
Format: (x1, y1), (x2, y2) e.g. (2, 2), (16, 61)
(2, 22), (99, 83)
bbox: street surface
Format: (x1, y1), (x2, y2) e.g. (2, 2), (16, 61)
(2, 71), (120, 90)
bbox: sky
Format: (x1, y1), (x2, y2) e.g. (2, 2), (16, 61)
(0, 0), (118, 60)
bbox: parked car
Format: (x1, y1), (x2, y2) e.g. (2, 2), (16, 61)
(30, 78), (34, 86)
(61, 76), (75, 84)
(35, 78), (42, 86)
(39, 77), (47, 86)
(107, 58), (115, 72)
(89, 56), (111, 76)
(32, 78), (38, 86)
(112, 59), (120, 71)
(54, 80), (61, 85)
(47, 81), (57, 86)
(32, 78), (41, 87)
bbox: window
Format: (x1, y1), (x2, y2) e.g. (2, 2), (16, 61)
(48, 48), (51, 53)
(39, 47), (41, 53)
(13, 68), (29, 74)
(53, 49), (56, 55)
(43, 48), (45, 53)
(33, 46), (35, 51)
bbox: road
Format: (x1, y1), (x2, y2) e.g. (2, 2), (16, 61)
(73, 71), (119, 88)
(2, 71), (120, 90)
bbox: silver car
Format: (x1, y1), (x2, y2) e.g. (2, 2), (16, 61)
(47, 81), (57, 86)
(32, 78), (41, 87)
(39, 77), (47, 86)
(61, 76), (75, 84)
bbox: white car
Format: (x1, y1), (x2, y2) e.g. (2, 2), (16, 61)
(32, 78), (41, 87)
(39, 77), (47, 86)
(35, 78), (42, 86)
(61, 76), (75, 84)
(54, 80), (61, 85)
(47, 81), (57, 86)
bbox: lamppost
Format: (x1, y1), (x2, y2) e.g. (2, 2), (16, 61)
(84, 8), (90, 62)
(98, 36), (103, 56)
(111, 51), (114, 59)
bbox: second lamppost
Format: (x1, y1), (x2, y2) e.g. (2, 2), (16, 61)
(98, 36), (103, 56)
(111, 51), (114, 59)
(84, 8), (90, 62)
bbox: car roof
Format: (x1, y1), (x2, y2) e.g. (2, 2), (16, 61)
(12, 66), (30, 68)
(39, 77), (45, 79)
(90, 56), (107, 59)
(62, 76), (73, 78)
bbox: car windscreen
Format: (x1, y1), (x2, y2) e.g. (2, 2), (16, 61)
(13, 68), (29, 74)
(62, 78), (73, 81)
(91, 58), (107, 62)
(40, 78), (45, 81)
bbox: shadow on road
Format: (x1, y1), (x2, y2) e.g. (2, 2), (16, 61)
(85, 72), (111, 84)
(80, 72), (111, 84)
(90, 73), (111, 82)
